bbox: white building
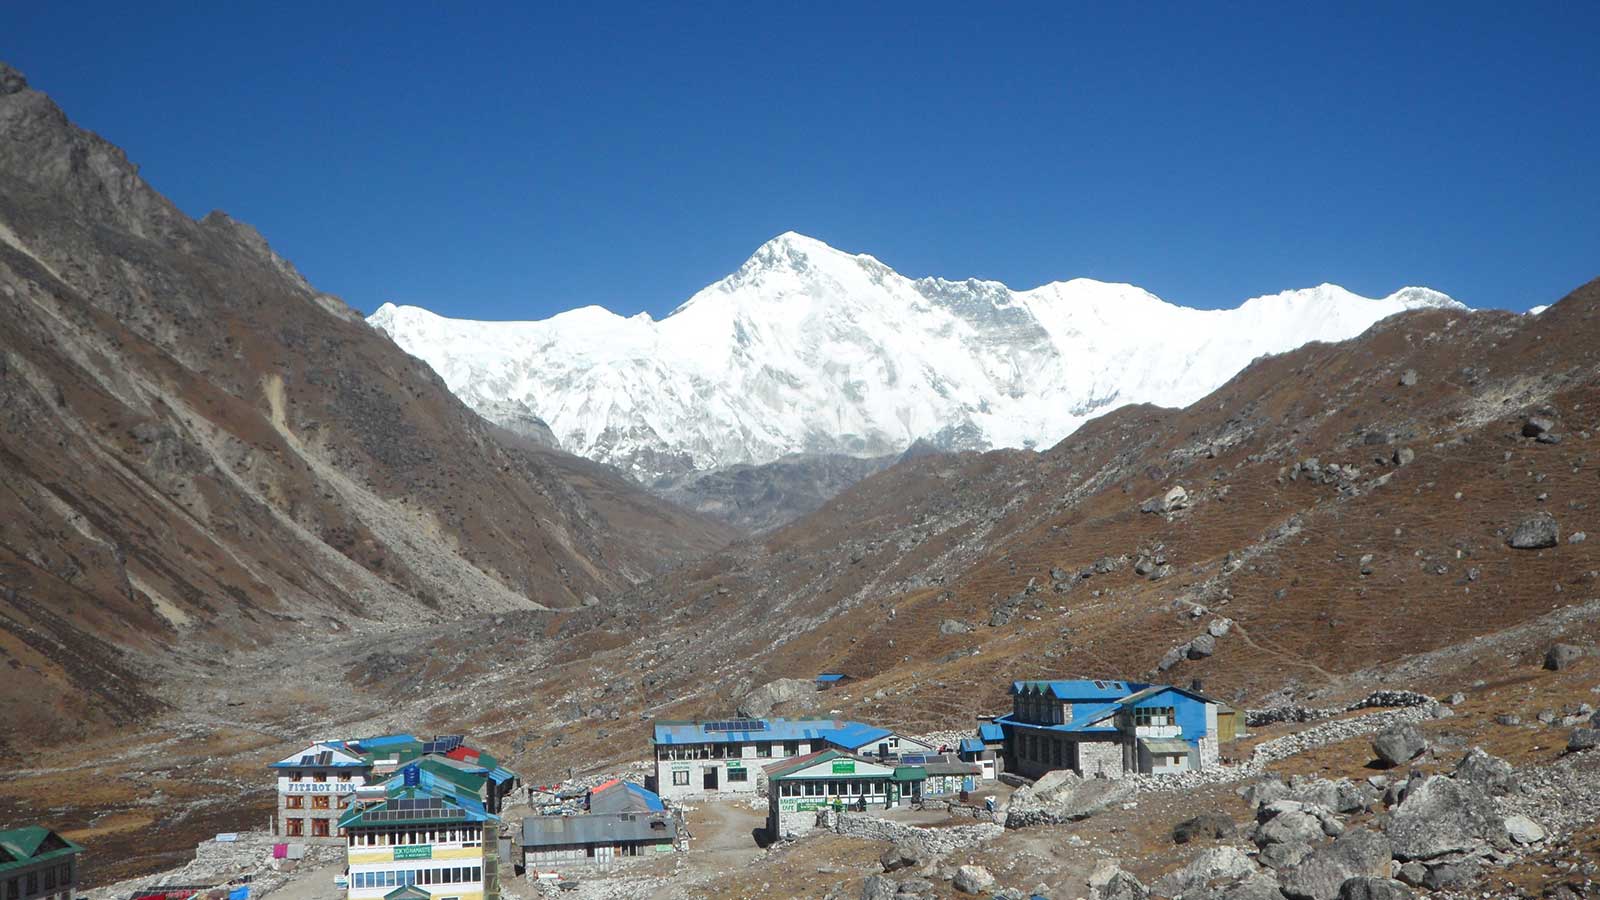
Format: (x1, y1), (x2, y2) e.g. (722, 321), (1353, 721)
(650, 718), (936, 802)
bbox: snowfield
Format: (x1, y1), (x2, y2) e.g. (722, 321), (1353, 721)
(368, 232), (1462, 480)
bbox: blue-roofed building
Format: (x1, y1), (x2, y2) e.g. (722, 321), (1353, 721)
(814, 673), (852, 690)
(340, 768), (500, 900)
(993, 680), (1223, 779)
(650, 717), (936, 801)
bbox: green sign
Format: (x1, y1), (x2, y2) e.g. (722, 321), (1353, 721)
(727, 759), (744, 769)
(780, 799), (828, 812)
(394, 845), (432, 860)
(831, 760), (856, 774)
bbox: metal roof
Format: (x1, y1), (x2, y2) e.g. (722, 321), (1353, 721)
(0, 827), (83, 876)
(814, 673), (848, 682)
(520, 813), (675, 848)
(957, 738), (985, 754)
(588, 781), (665, 815)
(338, 783), (492, 830)
(977, 723), (1005, 742)
(1010, 680), (1150, 701)
(992, 712), (1120, 735)
(651, 718), (890, 747)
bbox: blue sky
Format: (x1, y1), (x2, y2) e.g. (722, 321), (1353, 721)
(7, 2), (1596, 317)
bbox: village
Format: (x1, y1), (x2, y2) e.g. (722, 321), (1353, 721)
(8, 673), (1256, 900)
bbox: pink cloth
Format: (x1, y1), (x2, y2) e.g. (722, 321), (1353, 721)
(272, 844), (288, 859)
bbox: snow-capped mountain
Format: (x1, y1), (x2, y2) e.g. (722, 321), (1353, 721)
(368, 232), (1463, 481)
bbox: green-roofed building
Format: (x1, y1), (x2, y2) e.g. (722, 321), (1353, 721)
(762, 750), (920, 839)
(340, 766), (499, 900)
(0, 826), (83, 900)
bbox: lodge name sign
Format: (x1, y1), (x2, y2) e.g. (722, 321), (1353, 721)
(280, 780), (360, 794)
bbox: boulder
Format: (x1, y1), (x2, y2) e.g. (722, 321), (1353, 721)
(1398, 369), (1418, 387)
(1187, 634), (1217, 659)
(953, 865), (995, 894)
(1504, 814), (1546, 844)
(1337, 876), (1414, 900)
(861, 875), (899, 900)
(1568, 727), (1600, 752)
(1371, 723), (1426, 766)
(1522, 416), (1555, 438)
(1088, 864), (1148, 900)
(1545, 643), (1586, 670)
(1385, 774), (1508, 860)
(1392, 447), (1415, 466)
(1213, 875), (1288, 900)
(736, 677), (817, 717)
(1279, 828), (1393, 900)
(879, 843), (921, 873)
(1208, 618), (1234, 638)
(1142, 485), (1190, 514)
(1006, 770), (1136, 827)
(1152, 846), (1258, 897)
(1173, 811), (1236, 844)
(1240, 776), (1290, 809)
(1507, 512), (1560, 549)
(939, 619), (974, 635)
(1259, 841), (1315, 870)
(1256, 802), (1332, 847)
(1421, 860), (1478, 890)
(1451, 747), (1514, 795)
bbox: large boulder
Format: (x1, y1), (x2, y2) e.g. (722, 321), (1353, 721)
(1240, 776), (1291, 809)
(1279, 828), (1393, 900)
(1187, 634), (1218, 659)
(736, 677), (817, 717)
(1337, 877), (1414, 900)
(1545, 643), (1586, 670)
(1568, 727), (1600, 752)
(1451, 747), (1514, 795)
(1173, 811), (1237, 844)
(1504, 814), (1546, 844)
(1152, 846), (1257, 897)
(1507, 513), (1560, 549)
(1088, 861), (1149, 900)
(1007, 771), (1136, 827)
(953, 865), (995, 894)
(1256, 801), (1339, 846)
(1385, 775), (1508, 860)
(1371, 723), (1426, 766)
(879, 843), (921, 873)
(1210, 875), (1289, 900)
(1142, 485), (1190, 514)
(860, 874), (899, 900)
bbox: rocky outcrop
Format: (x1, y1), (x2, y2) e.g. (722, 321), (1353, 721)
(736, 677), (817, 717)
(1384, 775), (1508, 860)
(1005, 771), (1136, 828)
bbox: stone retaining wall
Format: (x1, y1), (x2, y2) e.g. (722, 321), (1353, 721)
(817, 810), (1003, 855)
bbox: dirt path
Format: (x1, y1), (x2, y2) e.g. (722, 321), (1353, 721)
(681, 801), (766, 875)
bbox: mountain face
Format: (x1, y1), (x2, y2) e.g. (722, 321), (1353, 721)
(369, 232), (1462, 483)
(0, 63), (733, 749)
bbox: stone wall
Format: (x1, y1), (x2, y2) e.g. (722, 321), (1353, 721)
(817, 810), (1002, 855)
(1079, 741), (1124, 778)
(1198, 735), (1219, 769)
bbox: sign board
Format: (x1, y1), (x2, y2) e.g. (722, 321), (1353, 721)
(778, 799), (828, 813)
(403, 764), (421, 787)
(279, 779), (359, 794)
(830, 760), (856, 774)
(394, 845), (432, 860)
(726, 759), (744, 769)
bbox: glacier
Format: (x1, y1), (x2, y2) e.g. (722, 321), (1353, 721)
(368, 232), (1463, 481)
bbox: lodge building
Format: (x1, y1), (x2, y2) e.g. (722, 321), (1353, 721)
(993, 679), (1226, 778)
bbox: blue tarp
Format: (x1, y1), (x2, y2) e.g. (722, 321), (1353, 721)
(228, 886), (249, 900)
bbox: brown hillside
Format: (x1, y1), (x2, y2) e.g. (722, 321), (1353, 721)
(0, 63), (735, 751)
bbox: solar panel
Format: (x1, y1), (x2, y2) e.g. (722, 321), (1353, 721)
(300, 754), (315, 766)
(423, 735), (464, 754)
(704, 719), (768, 733)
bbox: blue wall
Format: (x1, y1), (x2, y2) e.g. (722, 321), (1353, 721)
(1128, 688), (1210, 746)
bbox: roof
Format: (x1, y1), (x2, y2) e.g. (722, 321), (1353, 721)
(268, 742), (368, 769)
(817, 722), (893, 750)
(921, 760), (981, 776)
(977, 723), (1005, 742)
(0, 827), (84, 875)
(1118, 683), (1215, 707)
(338, 783), (493, 830)
(891, 766), (926, 783)
(1140, 738), (1195, 755)
(651, 717), (894, 748)
(1010, 680), (1148, 701)
(356, 733), (421, 748)
(520, 813), (675, 848)
(383, 887), (431, 900)
(957, 739), (985, 754)
(814, 673), (849, 682)
(588, 780), (665, 815)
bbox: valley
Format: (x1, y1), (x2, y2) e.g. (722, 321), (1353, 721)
(2, 54), (1599, 900)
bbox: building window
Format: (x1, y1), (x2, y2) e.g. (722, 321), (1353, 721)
(291, 771), (303, 782)
(5, 878), (15, 900)
(1135, 707), (1176, 728)
(25, 876), (37, 897)
(727, 768), (748, 783)
(756, 742), (772, 758)
(313, 773), (328, 783)
(783, 741), (799, 756)
(312, 819), (330, 837)
(339, 773), (352, 781)
(43, 870), (55, 892)
(672, 770), (689, 786)
(57, 865), (69, 886)
(285, 818), (305, 837)
(312, 796), (330, 809)
(285, 795), (304, 809)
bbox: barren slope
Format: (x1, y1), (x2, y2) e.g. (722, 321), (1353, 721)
(0, 63), (734, 750)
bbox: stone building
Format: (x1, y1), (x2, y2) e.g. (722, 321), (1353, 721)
(994, 680), (1222, 779)
(0, 827), (82, 900)
(270, 742), (373, 843)
(764, 750), (924, 839)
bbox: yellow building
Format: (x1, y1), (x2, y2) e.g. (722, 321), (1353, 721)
(339, 766), (498, 900)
